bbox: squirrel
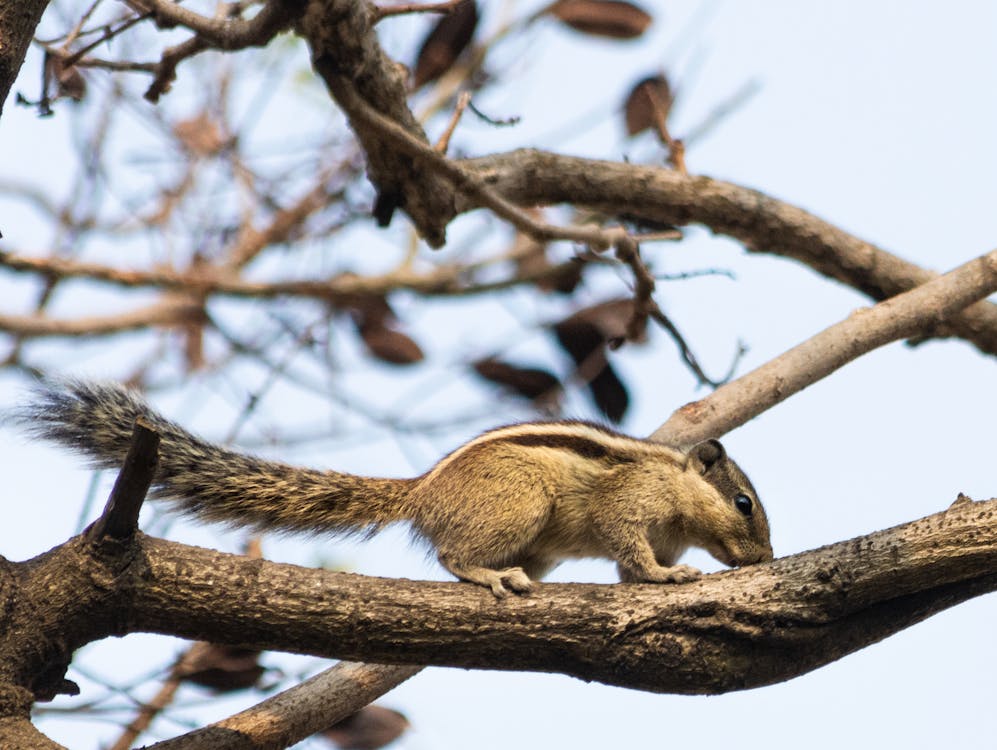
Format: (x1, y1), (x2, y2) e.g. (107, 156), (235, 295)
(22, 380), (773, 596)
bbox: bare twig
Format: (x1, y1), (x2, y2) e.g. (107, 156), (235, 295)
(652, 247), (997, 446)
(58, 0), (107, 50)
(88, 420), (160, 541)
(105, 642), (215, 750)
(375, 0), (465, 21)
(125, 0), (297, 50)
(434, 91), (471, 152)
(61, 11), (152, 68)
(145, 36), (208, 102)
(648, 308), (733, 389)
(146, 662), (420, 750)
(0, 299), (206, 340)
(0, 248), (595, 303)
(611, 236), (655, 342)
(684, 79), (762, 147)
(332, 83), (629, 249)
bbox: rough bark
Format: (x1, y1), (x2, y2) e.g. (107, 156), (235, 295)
(297, 0), (456, 247)
(0, 0), (50, 117)
(0, 497), (993, 711)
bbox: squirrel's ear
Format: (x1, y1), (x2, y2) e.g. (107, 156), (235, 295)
(688, 439), (726, 474)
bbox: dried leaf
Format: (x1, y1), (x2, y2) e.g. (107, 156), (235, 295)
(322, 706), (410, 750)
(349, 295), (425, 365)
(181, 645), (265, 693)
(46, 56), (86, 102)
(174, 113), (228, 156)
(547, 0), (652, 40)
(624, 74), (673, 135)
(348, 294), (394, 327)
(473, 358), (562, 405)
(553, 299), (646, 422)
(359, 323), (425, 365)
(544, 261), (585, 294)
(516, 245), (584, 294)
(560, 298), (647, 344)
(413, 0), (479, 88)
(553, 315), (604, 370)
(588, 362), (629, 423)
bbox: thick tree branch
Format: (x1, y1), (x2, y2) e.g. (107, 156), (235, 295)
(461, 150), (997, 357)
(297, 0), (456, 246)
(127, 498), (997, 693)
(328, 83), (628, 248)
(0, 715), (63, 750)
(2, 497), (993, 707)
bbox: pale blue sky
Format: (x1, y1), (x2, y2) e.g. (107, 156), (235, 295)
(1, 2), (995, 748)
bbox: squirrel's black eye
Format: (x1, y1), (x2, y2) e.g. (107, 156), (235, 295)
(734, 494), (753, 517)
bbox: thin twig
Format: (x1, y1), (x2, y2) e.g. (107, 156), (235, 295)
(146, 662), (421, 750)
(684, 79), (762, 147)
(105, 642), (215, 750)
(61, 12), (152, 68)
(648, 308), (730, 388)
(0, 242), (603, 303)
(434, 91), (471, 153)
(331, 81), (629, 249)
(59, 0), (106, 51)
(612, 236), (656, 343)
(375, 0), (465, 21)
(145, 36), (208, 102)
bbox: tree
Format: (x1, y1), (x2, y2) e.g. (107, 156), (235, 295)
(0, 1), (994, 748)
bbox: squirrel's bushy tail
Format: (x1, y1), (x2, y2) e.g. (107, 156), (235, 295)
(21, 380), (412, 536)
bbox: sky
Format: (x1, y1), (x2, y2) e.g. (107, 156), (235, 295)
(1, 1), (996, 748)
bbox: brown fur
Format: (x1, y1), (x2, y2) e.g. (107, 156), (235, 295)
(24, 381), (773, 596)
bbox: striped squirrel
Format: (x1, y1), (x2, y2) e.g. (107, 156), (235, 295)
(22, 380), (773, 596)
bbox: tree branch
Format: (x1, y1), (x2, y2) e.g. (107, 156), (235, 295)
(0, 496), (991, 701)
(126, 0), (300, 50)
(0, 0), (50, 118)
(651, 246), (997, 445)
(0, 247), (589, 302)
(329, 83), (633, 250)
(297, 0), (456, 246)
(0, 715), (64, 750)
(87, 419), (159, 541)
(0, 299), (207, 339)
(461, 150), (997, 357)
(147, 662), (419, 750)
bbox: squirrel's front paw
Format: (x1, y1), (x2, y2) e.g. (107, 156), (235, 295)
(486, 567), (534, 598)
(642, 564), (702, 584)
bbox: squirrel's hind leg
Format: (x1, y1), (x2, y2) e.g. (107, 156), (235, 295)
(438, 554), (533, 597)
